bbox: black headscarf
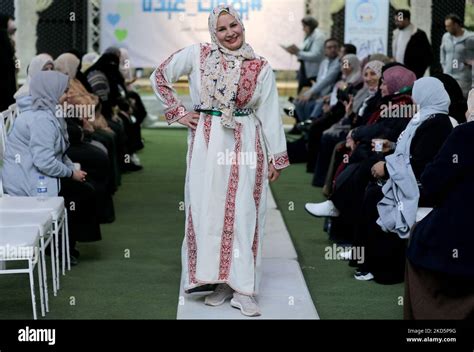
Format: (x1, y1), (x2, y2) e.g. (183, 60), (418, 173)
(0, 14), (16, 110)
(432, 73), (467, 124)
(85, 52), (126, 102)
(0, 14), (11, 29)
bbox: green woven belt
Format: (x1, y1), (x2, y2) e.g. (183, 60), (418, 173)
(196, 109), (252, 117)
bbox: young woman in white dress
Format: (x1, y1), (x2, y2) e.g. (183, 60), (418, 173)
(151, 5), (289, 317)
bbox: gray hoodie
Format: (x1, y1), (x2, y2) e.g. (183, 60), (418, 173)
(2, 71), (74, 196)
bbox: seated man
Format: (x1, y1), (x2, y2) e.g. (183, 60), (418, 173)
(291, 38), (341, 122)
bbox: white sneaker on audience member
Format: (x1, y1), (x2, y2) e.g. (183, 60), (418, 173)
(131, 153), (142, 166)
(305, 200), (340, 217)
(354, 271), (374, 281)
(204, 284), (234, 306)
(230, 292), (261, 317)
(143, 114), (161, 129)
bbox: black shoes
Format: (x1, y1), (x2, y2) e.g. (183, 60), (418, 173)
(288, 124), (302, 135)
(122, 162), (143, 172)
(284, 107), (298, 120)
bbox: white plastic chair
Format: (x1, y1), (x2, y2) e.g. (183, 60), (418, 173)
(0, 197), (70, 289)
(0, 226), (44, 319)
(0, 212), (54, 313)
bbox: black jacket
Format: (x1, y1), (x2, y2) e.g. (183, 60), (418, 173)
(404, 29), (433, 79)
(0, 29), (16, 111)
(409, 114), (453, 181)
(407, 122), (474, 279)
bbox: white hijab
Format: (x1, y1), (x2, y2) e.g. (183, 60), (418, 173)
(200, 5), (256, 129)
(30, 70), (69, 115)
(81, 52), (99, 72)
(377, 77), (451, 238)
(14, 53), (54, 99)
(54, 53), (80, 79)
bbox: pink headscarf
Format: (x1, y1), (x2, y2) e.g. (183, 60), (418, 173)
(382, 66), (416, 95)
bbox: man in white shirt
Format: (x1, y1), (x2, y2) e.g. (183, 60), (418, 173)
(392, 9), (433, 78)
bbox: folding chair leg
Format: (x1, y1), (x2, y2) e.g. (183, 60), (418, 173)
(40, 237), (50, 313)
(50, 231), (57, 296)
(64, 210), (71, 271)
(62, 219), (66, 275)
(55, 221), (60, 289)
(29, 260), (38, 320)
(36, 255), (45, 318)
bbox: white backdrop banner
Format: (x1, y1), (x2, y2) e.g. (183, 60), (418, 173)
(344, 0), (390, 59)
(100, 0), (305, 70)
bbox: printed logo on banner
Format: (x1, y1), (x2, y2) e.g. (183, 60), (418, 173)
(344, 0), (389, 59)
(354, 0), (378, 24)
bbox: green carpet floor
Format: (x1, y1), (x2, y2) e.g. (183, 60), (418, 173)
(0, 129), (403, 319)
(271, 161), (404, 319)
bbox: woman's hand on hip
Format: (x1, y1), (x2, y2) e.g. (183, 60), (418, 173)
(178, 112), (200, 130)
(268, 163), (281, 182)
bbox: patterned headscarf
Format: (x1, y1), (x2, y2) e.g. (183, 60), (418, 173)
(200, 5), (256, 129)
(364, 60), (384, 79)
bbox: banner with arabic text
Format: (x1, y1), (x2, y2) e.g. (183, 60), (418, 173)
(100, 0), (305, 70)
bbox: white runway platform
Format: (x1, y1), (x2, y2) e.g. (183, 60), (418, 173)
(177, 189), (319, 319)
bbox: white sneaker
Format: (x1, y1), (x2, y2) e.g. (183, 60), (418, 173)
(131, 153), (142, 166)
(305, 200), (340, 217)
(354, 271), (374, 281)
(143, 114), (161, 129)
(204, 284), (234, 306)
(230, 292), (261, 317)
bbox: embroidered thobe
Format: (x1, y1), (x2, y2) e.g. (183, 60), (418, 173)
(151, 43), (289, 295)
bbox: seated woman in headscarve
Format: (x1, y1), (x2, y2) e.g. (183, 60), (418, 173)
(3, 71), (85, 195)
(14, 54), (54, 112)
(404, 89), (474, 319)
(305, 65), (418, 246)
(2, 71), (100, 261)
(55, 53), (116, 223)
(310, 60), (384, 183)
(353, 77), (454, 284)
(288, 54), (365, 166)
(85, 52), (141, 172)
